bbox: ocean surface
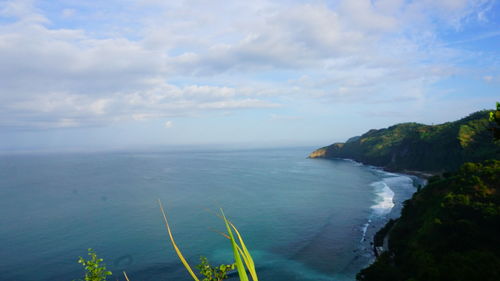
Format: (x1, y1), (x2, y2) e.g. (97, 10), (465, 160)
(0, 147), (418, 281)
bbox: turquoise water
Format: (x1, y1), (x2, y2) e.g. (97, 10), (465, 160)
(0, 147), (416, 281)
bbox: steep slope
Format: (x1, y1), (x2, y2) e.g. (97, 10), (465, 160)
(309, 111), (500, 173)
(357, 160), (500, 281)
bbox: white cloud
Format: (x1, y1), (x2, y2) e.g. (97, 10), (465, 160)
(0, 0), (48, 24)
(168, 4), (376, 74)
(339, 0), (399, 32)
(61, 8), (76, 18)
(197, 99), (279, 109)
(399, 0), (494, 29)
(0, 0), (496, 130)
(484, 75), (494, 82)
(164, 120), (173, 128)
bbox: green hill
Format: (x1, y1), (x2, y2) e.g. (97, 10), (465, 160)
(357, 160), (500, 281)
(309, 110), (500, 173)
(311, 108), (500, 280)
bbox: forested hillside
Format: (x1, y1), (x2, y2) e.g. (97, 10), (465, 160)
(357, 160), (500, 281)
(309, 111), (500, 173)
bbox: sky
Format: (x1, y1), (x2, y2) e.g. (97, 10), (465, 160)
(0, 0), (499, 151)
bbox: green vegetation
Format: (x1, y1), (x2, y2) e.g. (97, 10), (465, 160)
(76, 252), (236, 281)
(76, 203), (256, 281)
(76, 249), (112, 281)
(309, 110), (500, 173)
(490, 102), (500, 140)
(158, 201), (258, 281)
(197, 256), (235, 281)
(357, 160), (500, 281)
(312, 105), (500, 280)
(373, 218), (396, 250)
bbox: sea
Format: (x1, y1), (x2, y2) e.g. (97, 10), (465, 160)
(0, 146), (420, 281)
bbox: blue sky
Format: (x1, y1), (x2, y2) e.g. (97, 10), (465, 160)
(0, 0), (499, 151)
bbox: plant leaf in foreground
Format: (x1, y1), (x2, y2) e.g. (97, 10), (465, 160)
(158, 200), (200, 281)
(227, 221), (258, 281)
(221, 209), (249, 281)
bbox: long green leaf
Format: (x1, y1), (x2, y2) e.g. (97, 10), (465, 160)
(235, 244), (258, 281)
(213, 230), (253, 273)
(158, 200), (200, 281)
(221, 209), (249, 281)
(209, 208), (258, 281)
(228, 221), (258, 281)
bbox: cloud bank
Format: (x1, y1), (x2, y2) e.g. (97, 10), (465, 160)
(0, 0), (496, 130)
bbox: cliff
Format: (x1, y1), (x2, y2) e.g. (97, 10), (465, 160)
(309, 111), (500, 173)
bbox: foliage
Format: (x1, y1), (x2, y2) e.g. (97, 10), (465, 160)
(490, 102), (500, 140)
(158, 200), (200, 281)
(77, 249), (112, 281)
(310, 110), (500, 172)
(357, 160), (500, 281)
(77, 203), (256, 281)
(196, 256), (235, 281)
(159, 200), (259, 281)
(373, 219), (396, 249)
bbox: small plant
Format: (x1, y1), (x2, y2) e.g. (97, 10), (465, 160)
(78, 202), (257, 281)
(197, 256), (235, 281)
(77, 248), (112, 281)
(159, 200), (259, 281)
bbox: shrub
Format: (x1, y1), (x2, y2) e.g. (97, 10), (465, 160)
(76, 249), (112, 281)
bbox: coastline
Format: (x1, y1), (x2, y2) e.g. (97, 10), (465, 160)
(370, 172), (426, 257)
(371, 169), (424, 259)
(382, 167), (436, 180)
(308, 153), (438, 180)
(330, 158), (427, 271)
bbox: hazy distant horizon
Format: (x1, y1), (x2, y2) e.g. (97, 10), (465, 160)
(0, 107), (495, 153)
(0, 140), (322, 154)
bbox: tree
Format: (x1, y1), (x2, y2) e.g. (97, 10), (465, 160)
(489, 102), (500, 140)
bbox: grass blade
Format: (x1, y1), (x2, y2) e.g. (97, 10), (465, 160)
(229, 222), (258, 281)
(213, 229), (252, 271)
(158, 200), (200, 281)
(235, 244), (258, 281)
(209, 208), (259, 281)
(221, 209), (249, 281)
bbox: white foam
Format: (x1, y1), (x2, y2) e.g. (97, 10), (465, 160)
(383, 175), (413, 189)
(360, 221), (370, 242)
(379, 171), (398, 177)
(370, 181), (395, 216)
(342, 158), (363, 166)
